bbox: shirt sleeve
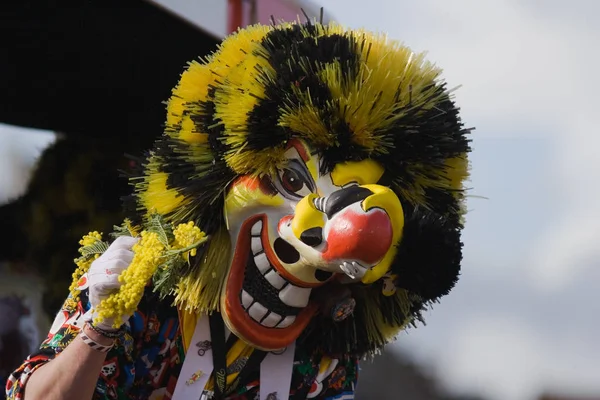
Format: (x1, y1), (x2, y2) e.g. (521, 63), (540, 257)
(6, 284), (171, 400)
(5, 292), (88, 400)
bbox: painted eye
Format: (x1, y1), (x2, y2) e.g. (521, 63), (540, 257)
(276, 161), (314, 200)
(281, 169), (304, 193)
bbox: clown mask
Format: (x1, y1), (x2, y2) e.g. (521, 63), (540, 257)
(222, 140), (404, 350)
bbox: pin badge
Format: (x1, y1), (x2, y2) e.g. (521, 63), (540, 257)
(186, 369), (205, 386)
(331, 297), (356, 322)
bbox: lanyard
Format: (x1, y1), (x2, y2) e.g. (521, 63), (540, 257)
(208, 313), (228, 399)
(209, 313), (268, 398)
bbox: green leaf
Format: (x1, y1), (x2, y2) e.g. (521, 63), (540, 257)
(78, 240), (109, 258)
(110, 221), (132, 239)
(145, 213), (174, 248)
(153, 257), (186, 299)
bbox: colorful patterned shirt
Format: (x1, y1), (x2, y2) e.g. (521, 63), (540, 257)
(5, 286), (358, 400)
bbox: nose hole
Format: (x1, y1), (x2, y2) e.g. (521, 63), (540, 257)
(273, 238), (300, 264)
(314, 270), (333, 282)
(300, 227), (323, 247)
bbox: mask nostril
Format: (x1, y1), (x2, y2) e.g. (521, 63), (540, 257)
(300, 227), (323, 247)
(273, 238), (300, 264)
(314, 269), (333, 282)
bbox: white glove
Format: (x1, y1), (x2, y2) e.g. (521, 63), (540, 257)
(82, 235), (138, 331)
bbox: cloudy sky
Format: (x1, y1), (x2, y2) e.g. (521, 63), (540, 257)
(1, 1), (598, 399)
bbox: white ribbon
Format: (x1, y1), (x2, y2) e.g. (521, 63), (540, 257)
(260, 342), (296, 400)
(172, 315), (214, 399)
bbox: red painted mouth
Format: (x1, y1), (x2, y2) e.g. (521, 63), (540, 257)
(223, 214), (318, 351)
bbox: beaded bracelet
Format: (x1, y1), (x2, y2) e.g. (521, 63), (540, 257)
(87, 322), (125, 339)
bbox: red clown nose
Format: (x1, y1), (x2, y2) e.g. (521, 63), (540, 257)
(322, 205), (393, 265)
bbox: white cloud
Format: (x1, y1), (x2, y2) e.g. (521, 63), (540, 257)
(402, 315), (600, 400)
(528, 213), (600, 292)
(328, 0), (596, 138)
(392, 261), (600, 400)
(0, 124), (55, 204)
(436, 316), (545, 400)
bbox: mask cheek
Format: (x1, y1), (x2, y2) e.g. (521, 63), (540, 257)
(359, 184), (404, 284)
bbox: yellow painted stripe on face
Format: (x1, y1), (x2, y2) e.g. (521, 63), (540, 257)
(330, 159), (385, 187)
(141, 172), (185, 215)
(295, 140), (319, 185)
(224, 177), (285, 221)
(359, 184), (404, 284)
(291, 194), (325, 239)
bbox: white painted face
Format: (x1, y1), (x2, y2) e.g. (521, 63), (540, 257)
(221, 139), (404, 351)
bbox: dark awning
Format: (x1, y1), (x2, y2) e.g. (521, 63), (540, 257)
(0, 0), (219, 138)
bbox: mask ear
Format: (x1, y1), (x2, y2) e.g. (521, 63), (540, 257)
(390, 207), (463, 302)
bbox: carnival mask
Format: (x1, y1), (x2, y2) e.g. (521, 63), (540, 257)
(129, 21), (471, 356)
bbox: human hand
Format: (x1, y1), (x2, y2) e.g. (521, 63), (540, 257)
(83, 236), (139, 332)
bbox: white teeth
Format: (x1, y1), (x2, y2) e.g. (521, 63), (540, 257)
(339, 261), (367, 280)
(277, 315), (296, 328)
(278, 284), (311, 308)
(244, 219), (303, 330)
(241, 290), (254, 309)
(264, 270), (287, 290)
(248, 302), (269, 322)
(251, 237), (263, 255)
(251, 221), (262, 236)
(254, 253), (270, 274)
(261, 312), (283, 328)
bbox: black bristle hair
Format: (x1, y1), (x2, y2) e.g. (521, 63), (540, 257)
(300, 8), (311, 24)
(246, 25), (360, 155)
(298, 284), (426, 357)
(390, 206), (463, 302)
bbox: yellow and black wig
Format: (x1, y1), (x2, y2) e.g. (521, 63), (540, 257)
(125, 20), (472, 356)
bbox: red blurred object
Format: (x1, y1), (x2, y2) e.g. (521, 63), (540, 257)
(228, 0), (243, 33)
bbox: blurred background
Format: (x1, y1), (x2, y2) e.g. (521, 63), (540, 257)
(0, 1), (598, 399)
